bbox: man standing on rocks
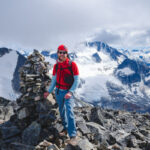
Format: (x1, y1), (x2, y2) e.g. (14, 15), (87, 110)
(44, 44), (80, 145)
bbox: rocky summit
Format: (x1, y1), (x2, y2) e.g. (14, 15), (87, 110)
(0, 50), (150, 150)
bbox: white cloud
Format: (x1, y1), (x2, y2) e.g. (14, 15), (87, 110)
(91, 28), (150, 49)
(0, 0), (150, 50)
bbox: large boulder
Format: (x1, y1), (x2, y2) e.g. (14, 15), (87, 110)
(22, 121), (41, 146)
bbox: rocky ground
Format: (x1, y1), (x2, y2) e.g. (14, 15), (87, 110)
(0, 50), (150, 150)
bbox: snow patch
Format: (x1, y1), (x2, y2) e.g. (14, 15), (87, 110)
(0, 51), (18, 100)
(117, 67), (135, 76)
(145, 76), (150, 82)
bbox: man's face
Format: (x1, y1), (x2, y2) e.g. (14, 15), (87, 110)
(57, 50), (68, 62)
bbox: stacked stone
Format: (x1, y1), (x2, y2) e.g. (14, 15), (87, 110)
(16, 49), (52, 120)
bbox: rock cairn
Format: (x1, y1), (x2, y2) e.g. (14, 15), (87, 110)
(16, 49), (51, 120)
(0, 50), (150, 150)
(19, 49), (50, 101)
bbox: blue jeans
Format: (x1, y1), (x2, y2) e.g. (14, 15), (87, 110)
(55, 88), (77, 137)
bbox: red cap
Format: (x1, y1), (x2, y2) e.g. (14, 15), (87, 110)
(57, 45), (68, 52)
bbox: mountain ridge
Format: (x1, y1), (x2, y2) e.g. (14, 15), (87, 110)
(0, 47), (26, 100)
(0, 42), (150, 112)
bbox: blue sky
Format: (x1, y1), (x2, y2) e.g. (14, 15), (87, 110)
(0, 0), (150, 51)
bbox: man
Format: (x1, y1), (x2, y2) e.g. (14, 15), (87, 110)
(44, 44), (80, 145)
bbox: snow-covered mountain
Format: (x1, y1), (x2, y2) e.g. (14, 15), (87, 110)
(0, 48), (26, 100)
(41, 42), (150, 113)
(1, 42), (150, 113)
(119, 48), (150, 66)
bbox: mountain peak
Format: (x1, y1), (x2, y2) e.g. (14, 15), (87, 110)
(0, 47), (12, 57)
(86, 41), (126, 61)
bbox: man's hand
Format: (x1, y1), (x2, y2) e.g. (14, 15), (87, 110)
(64, 92), (72, 99)
(44, 92), (49, 99)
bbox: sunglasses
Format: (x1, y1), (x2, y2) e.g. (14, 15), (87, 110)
(58, 51), (67, 54)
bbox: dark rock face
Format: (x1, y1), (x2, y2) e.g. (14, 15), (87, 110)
(115, 58), (150, 85)
(0, 47), (27, 93)
(0, 50), (150, 150)
(50, 53), (58, 60)
(0, 47), (11, 57)
(12, 51), (27, 92)
(22, 121), (41, 145)
(10, 143), (35, 150)
(0, 97), (10, 106)
(90, 107), (104, 126)
(92, 53), (101, 63)
(86, 41), (126, 61)
(69, 52), (77, 60)
(41, 50), (50, 57)
(0, 125), (21, 139)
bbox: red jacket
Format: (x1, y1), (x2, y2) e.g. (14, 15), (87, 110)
(53, 58), (79, 90)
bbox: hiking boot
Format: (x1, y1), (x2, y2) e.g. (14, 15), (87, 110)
(67, 136), (78, 146)
(59, 129), (68, 137)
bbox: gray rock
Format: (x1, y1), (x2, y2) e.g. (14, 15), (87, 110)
(0, 97), (10, 106)
(17, 107), (29, 119)
(98, 142), (109, 150)
(86, 122), (107, 145)
(124, 147), (141, 150)
(33, 86), (41, 93)
(90, 107), (104, 126)
(131, 131), (145, 141)
(0, 106), (13, 121)
(38, 113), (56, 127)
(121, 122), (137, 133)
(103, 111), (114, 119)
(139, 128), (150, 138)
(138, 141), (150, 150)
(77, 138), (94, 150)
(1, 136), (21, 146)
(36, 101), (49, 113)
(108, 144), (122, 150)
(105, 132), (116, 145)
(76, 120), (90, 135)
(125, 135), (138, 148)
(25, 77), (34, 82)
(94, 132), (107, 145)
(54, 123), (64, 133)
(86, 122), (106, 134)
(112, 130), (130, 147)
(64, 138), (94, 150)
(0, 125), (21, 139)
(34, 95), (41, 101)
(26, 74), (40, 78)
(48, 144), (60, 150)
(10, 142), (35, 150)
(35, 140), (52, 149)
(22, 121), (41, 145)
(146, 142), (150, 150)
